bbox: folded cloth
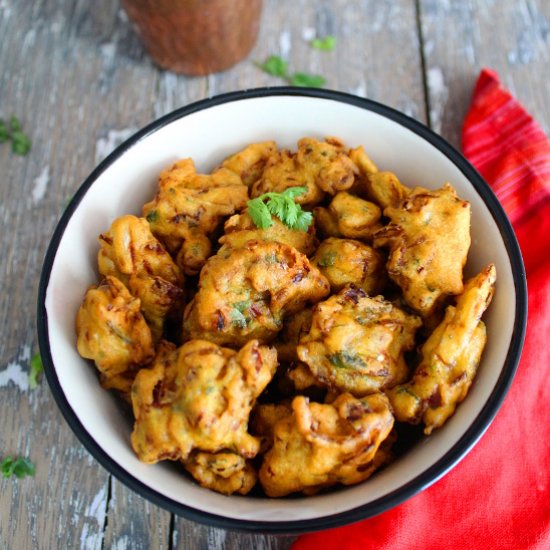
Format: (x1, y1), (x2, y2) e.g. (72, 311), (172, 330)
(293, 69), (550, 550)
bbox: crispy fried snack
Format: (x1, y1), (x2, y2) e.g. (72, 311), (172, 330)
(76, 276), (154, 394)
(98, 215), (184, 340)
(297, 285), (422, 396)
(314, 192), (382, 241)
(387, 264), (496, 434)
(274, 308), (313, 363)
(142, 158), (248, 273)
(183, 241), (330, 347)
(258, 392), (394, 497)
(219, 141), (278, 187)
(312, 238), (386, 295)
(130, 339), (277, 464)
(251, 137), (358, 205)
(219, 210), (318, 256)
(286, 362), (325, 392)
(184, 451), (257, 495)
(373, 183), (471, 317)
(349, 146), (410, 209)
(250, 402), (294, 453)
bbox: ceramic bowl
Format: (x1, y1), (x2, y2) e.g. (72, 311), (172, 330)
(37, 88), (527, 534)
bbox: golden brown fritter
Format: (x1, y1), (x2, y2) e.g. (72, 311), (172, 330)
(258, 392), (394, 497)
(76, 276), (154, 394)
(250, 402), (294, 453)
(219, 141), (278, 187)
(387, 264), (496, 434)
(175, 232), (212, 277)
(219, 210), (318, 256)
(183, 241), (330, 347)
(312, 238), (386, 295)
(314, 192), (382, 241)
(130, 339), (277, 464)
(142, 158), (248, 273)
(373, 183), (471, 317)
(349, 146), (410, 209)
(286, 362), (325, 392)
(184, 451), (257, 496)
(251, 137), (359, 205)
(297, 285), (422, 396)
(274, 308), (313, 363)
(98, 215), (184, 341)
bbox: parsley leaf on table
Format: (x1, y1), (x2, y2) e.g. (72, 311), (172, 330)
(0, 116), (31, 155)
(1, 457), (36, 479)
(310, 35), (337, 51)
(256, 56), (326, 89)
(289, 72), (326, 88)
(29, 353), (44, 389)
(247, 187), (313, 231)
(257, 55), (289, 77)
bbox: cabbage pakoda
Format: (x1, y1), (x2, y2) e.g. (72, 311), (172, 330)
(297, 285), (422, 396)
(98, 215), (184, 340)
(251, 137), (358, 205)
(183, 241), (330, 347)
(258, 392), (394, 497)
(274, 308), (313, 363)
(220, 210), (317, 256)
(76, 276), (154, 394)
(374, 183), (471, 317)
(131, 339), (277, 463)
(312, 238), (386, 295)
(184, 451), (257, 495)
(387, 264), (496, 434)
(219, 141), (277, 187)
(142, 158), (248, 274)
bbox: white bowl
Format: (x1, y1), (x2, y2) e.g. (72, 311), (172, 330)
(37, 88), (527, 533)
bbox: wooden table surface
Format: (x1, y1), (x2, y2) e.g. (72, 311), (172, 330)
(1, 0), (548, 548)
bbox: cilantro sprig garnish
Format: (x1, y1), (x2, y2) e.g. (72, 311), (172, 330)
(256, 55), (326, 89)
(1, 456), (36, 479)
(247, 187), (313, 232)
(311, 35), (337, 51)
(0, 116), (31, 155)
(29, 353), (44, 389)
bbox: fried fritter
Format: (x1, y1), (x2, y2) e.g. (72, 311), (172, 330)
(184, 451), (257, 496)
(258, 392), (394, 497)
(373, 183), (471, 317)
(98, 215), (184, 341)
(274, 308), (313, 363)
(219, 210), (318, 256)
(76, 276), (154, 394)
(251, 137), (358, 205)
(297, 285), (422, 396)
(183, 241), (330, 347)
(314, 192), (382, 241)
(130, 339), (277, 464)
(142, 157), (248, 273)
(312, 238), (386, 295)
(250, 402), (294, 453)
(219, 141), (278, 187)
(349, 146), (410, 209)
(387, 264), (496, 434)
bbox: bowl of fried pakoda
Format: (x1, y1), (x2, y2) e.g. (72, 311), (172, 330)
(37, 89), (526, 533)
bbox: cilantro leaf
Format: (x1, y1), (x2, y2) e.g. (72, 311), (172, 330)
(311, 36), (337, 51)
(29, 353), (43, 389)
(247, 187), (312, 232)
(257, 55), (288, 77)
(0, 116), (31, 155)
(0, 120), (8, 143)
(289, 72), (326, 88)
(1, 457), (36, 479)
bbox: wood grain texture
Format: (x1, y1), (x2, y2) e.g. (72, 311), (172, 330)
(1, 0), (547, 548)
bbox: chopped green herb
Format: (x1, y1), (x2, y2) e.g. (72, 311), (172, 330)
(230, 308), (248, 329)
(310, 35), (337, 51)
(29, 353), (43, 390)
(0, 116), (31, 155)
(1, 456), (36, 479)
(396, 387), (421, 401)
(328, 352), (366, 370)
(247, 187), (313, 232)
(257, 55), (288, 77)
(289, 73), (326, 88)
(317, 250), (336, 267)
(233, 300), (252, 313)
(146, 210), (159, 223)
(265, 252), (278, 264)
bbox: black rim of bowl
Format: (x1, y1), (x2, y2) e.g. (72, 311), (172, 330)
(37, 87), (527, 535)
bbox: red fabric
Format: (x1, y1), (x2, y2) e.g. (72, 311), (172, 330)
(293, 69), (550, 550)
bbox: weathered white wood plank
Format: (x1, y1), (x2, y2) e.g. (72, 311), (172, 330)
(420, 0), (550, 147)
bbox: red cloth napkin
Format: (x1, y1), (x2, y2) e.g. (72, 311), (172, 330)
(293, 69), (550, 550)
